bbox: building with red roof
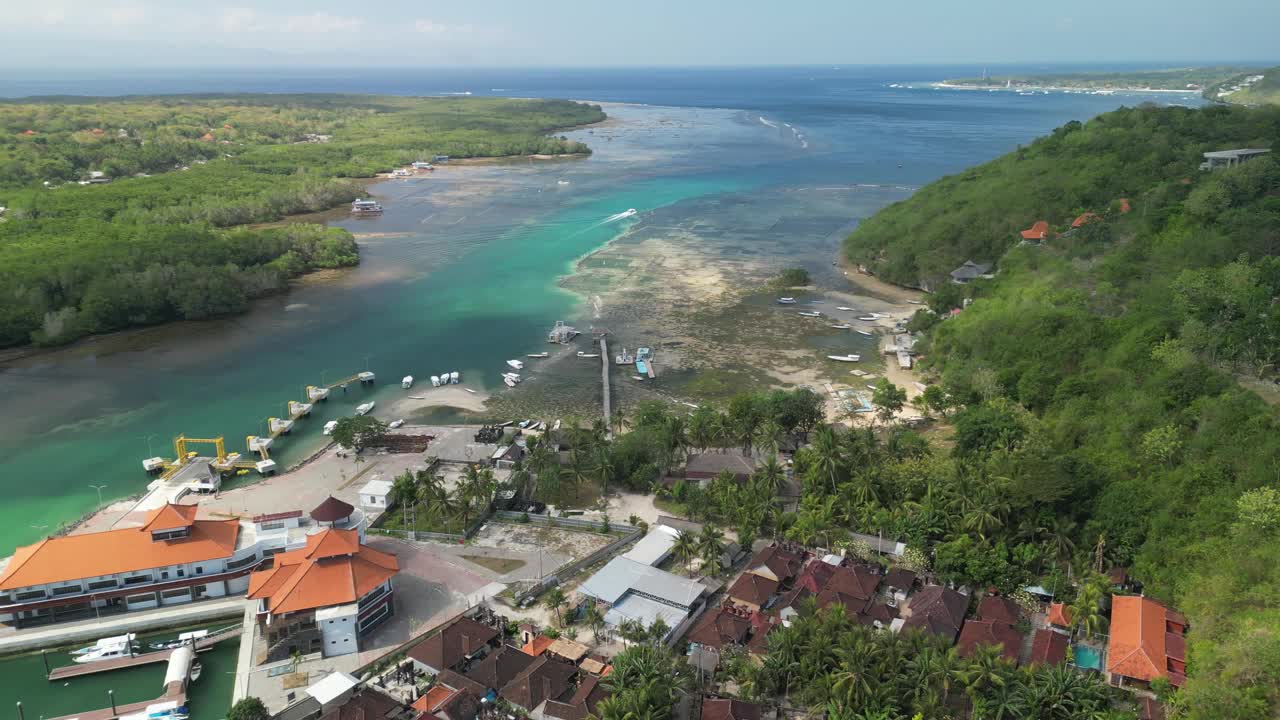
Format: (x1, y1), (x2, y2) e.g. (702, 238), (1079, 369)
(957, 619), (1022, 663)
(1116, 198), (1132, 213)
(1106, 596), (1188, 688)
(248, 528), (397, 662)
(1047, 602), (1072, 629)
(1071, 212), (1102, 228)
(1028, 628), (1069, 666)
(1020, 220), (1050, 241)
(686, 604), (754, 650)
(977, 593), (1022, 625)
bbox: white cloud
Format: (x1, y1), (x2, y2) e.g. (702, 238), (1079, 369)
(281, 12), (364, 34)
(217, 7), (264, 34)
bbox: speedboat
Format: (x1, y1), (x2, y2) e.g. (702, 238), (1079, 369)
(798, 311), (822, 318)
(830, 324), (851, 329)
(73, 633), (138, 656)
(857, 316), (877, 321)
(355, 402), (375, 416)
(74, 639), (139, 663)
(857, 330), (874, 337)
(149, 630), (208, 650)
(527, 352), (550, 358)
(507, 359), (525, 370)
(450, 371), (460, 384)
(401, 375), (414, 389)
(388, 419), (405, 429)
(502, 372), (522, 382)
(577, 352), (600, 358)
(190, 662), (202, 682)
(777, 297), (797, 304)
(827, 354), (861, 362)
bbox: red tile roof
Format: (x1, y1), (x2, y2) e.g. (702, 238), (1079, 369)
(141, 503), (199, 532)
(977, 594), (1022, 625)
(686, 606), (753, 649)
(521, 634), (555, 657)
(1107, 595), (1185, 684)
(902, 586), (968, 639)
(1117, 198), (1132, 213)
(499, 656), (577, 710)
(0, 508), (239, 590)
(1020, 220), (1050, 240)
(311, 496), (355, 522)
(1071, 212), (1102, 228)
(1047, 602), (1072, 627)
(246, 528), (397, 614)
(728, 572), (778, 607)
(746, 545), (804, 583)
(957, 619), (1022, 663)
(408, 617), (500, 671)
(1028, 629), (1068, 666)
(702, 698), (761, 720)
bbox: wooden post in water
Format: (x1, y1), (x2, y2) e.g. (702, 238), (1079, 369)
(17, 701), (24, 720)
(40, 650), (48, 677)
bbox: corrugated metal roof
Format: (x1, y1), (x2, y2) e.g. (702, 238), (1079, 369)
(621, 526), (679, 567)
(578, 556), (705, 608)
(603, 593), (692, 633)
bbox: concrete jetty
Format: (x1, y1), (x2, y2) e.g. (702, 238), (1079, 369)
(600, 336), (612, 433)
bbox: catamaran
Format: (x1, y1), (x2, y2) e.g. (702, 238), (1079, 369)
(615, 347), (634, 364)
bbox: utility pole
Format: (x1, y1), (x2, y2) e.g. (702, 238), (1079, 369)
(89, 484), (108, 506)
(108, 690), (116, 716)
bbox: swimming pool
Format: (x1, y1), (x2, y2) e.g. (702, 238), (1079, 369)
(1074, 644), (1103, 670)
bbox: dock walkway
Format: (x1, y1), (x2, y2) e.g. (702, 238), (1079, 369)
(46, 626), (241, 680)
(600, 336), (612, 433)
(0, 597), (244, 655)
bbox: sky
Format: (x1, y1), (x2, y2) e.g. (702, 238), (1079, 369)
(2, 0), (1277, 68)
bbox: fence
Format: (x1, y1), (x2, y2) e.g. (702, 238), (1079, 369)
(502, 515), (644, 605)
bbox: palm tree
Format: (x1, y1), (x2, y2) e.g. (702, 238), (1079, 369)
(583, 600), (605, 643)
(688, 406), (718, 453)
(592, 444), (614, 499)
(812, 425), (845, 493)
(1070, 578), (1107, 640)
(754, 454), (786, 497)
(390, 472), (416, 509)
(697, 524), (726, 572)
(671, 530), (699, 575)
(1046, 516), (1078, 570)
(757, 419), (784, 456)
(544, 586), (567, 627)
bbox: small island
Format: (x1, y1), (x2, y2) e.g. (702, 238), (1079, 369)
(938, 66), (1257, 94)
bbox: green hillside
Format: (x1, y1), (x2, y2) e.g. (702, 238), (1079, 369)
(1208, 67), (1280, 106)
(847, 104), (1280, 717)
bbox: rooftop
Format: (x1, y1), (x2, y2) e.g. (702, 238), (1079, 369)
(621, 525), (681, 567)
(0, 506), (239, 591)
(902, 585), (967, 639)
(1028, 628), (1069, 666)
(727, 572), (778, 607)
(499, 656), (577, 711)
(702, 698), (762, 720)
(957, 619), (1022, 663)
(578, 556), (706, 608)
(465, 645), (534, 691)
(246, 528), (397, 614)
(1107, 595), (1186, 686)
(311, 496), (356, 523)
(686, 453), (758, 476)
(408, 616), (500, 672)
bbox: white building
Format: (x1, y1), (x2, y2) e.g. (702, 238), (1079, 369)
(358, 479), (394, 511)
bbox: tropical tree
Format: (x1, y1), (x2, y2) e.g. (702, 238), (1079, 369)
(544, 586), (567, 627)
(671, 529), (699, 575)
(754, 454), (786, 497)
(811, 425), (845, 493)
(872, 379), (908, 426)
(228, 697), (269, 720)
(697, 523), (727, 572)
(583, 600), (606, 643)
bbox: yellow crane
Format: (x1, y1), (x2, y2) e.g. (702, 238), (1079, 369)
(173, 435), (227, 463)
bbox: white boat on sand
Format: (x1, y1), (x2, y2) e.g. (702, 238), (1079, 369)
(355, 402), (375, 416)
(578, 352), (600, 358)
(827, 354), (861, 362)
(798, 311), (822, 318)
(857, 330), (874, 337)
(830, 324), (851, 329)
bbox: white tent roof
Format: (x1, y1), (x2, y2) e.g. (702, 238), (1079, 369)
(359, 478), (394, 496)
(621, 525), (680, 567)
(308, 671), (360, 705)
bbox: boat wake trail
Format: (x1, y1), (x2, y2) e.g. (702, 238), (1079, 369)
(603, 208), (638, 224)
(758, 116), (779, 129)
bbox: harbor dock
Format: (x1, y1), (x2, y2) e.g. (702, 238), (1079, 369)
(46, 625), (240, 680)
(600, 336), (612, 433)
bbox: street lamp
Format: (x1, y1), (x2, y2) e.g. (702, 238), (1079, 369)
(89, 484), (108, 506)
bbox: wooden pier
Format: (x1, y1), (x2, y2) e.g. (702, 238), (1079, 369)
(600, 336), (612, 433)
(47, 626), (240, 680)
(46, 689), (186, 720)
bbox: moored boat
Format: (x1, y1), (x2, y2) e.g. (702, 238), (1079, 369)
(827, 354), (861, 362)
(577, 352), (600, 358)
(857, 330), (874, 337)
(527, 352), (550, 358)
(350, 198), (383, 215)
(830, 324), (851, 329)
(450, 371), (460, 384)
(430, 375), (441, 387)
(837, 306), (854, 311)
(507, 359), (525, 370)
(355, 401), (375, 416)
(504, 376), (517, 388)
(323, 420), (338, 436)
(798, 311), (822, 317)
(777, 297), (797, 304)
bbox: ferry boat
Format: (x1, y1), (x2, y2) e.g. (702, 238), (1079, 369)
(355, 402), (375, 416)
(351, 198), (383, 215)
(507, 359), (525, 370)
(827, 354), (861, 363)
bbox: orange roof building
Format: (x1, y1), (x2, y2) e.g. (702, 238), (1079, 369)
(1020, 220), (1051, 241)
(1106, 596), (1187, 688)
(1047, 602), (1073, 628)
(1071, 212), (1102, 228)
(1117, 198), (1132, 213)
(0, 503), (243, 626)
(247, 528), (398, 661)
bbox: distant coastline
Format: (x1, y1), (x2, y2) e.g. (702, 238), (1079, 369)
(932, 81), (1200, 95)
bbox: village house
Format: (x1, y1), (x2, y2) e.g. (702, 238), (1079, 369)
(274, 671), (412, 720)
(701, 697), (762, 720)
(1106, 595), (1188, 689)
(897, 585), (968, 640)
(1028, 628), (1069, 666)
(499, 655), (579, 717)
(685, 453), (759, 483)
(544, 675), (612, 720)
(247, 527), (397, 662)
(577, 556), (708, 643)
(407, 616), (501, 674)
(949, 260), (994, 285)
(1019, 220), (1051, 243)
(1071, 212), (1102, 228)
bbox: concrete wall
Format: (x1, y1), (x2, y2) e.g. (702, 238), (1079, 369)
(319, 609), (359, 657)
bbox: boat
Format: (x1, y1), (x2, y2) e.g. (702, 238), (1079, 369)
(527, 352), (550, 358)
(401, 375), (414, 389)
(74, 638), (140, 663)
(322, 420), (338, 436)
(388, 419), (405, 429)
(830, 324), (851, 329)
(507, 359), (525, 370)
(355, 402), (375, 416)
(149, 630), (209, 651)
(465, 388), (476, 394)
(392, 168), (412, 178)
(906, 300), (923, 305)
(857, 316), (876, 321)
(836, 306), (854, 311)
(73, 633), (139, 656)
(430, 375), (440, 387)
(350, 198), (383, 215)
(777, 297), (797, 304)
(798, 311), (822, 318)
(636, 347), (653, 361)
(502, 372), (522, 382)
(504, 376), (517, 388)
(827, 354), (861, 362)
(636, 359), (648, 375)
(190, 662), (202, 682)
(450, 371), (460, 384)
(548, 320), (579, 344)
(857, 330), (874, 337)
(615, 347), (634, 365)
(577, 352), (600, 358)
(633, 375), (645, 380)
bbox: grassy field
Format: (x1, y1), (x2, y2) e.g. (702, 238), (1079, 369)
(1207, 67), (1280, 105)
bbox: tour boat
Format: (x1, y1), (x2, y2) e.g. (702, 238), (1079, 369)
(73, 634), (139, 656)
(830, 324), (851, 329)
(323, 420), (338, 435)
(430, 375), (441, 387)
(527, 352), (550, 358)
(450, 371), (460, 384)
(401, 375), (414, 389)
(504, 376), (517, 388)
(507, 359), (525, 370)
(355, 402), (375, 416)
(74, 637), (140, 663)
(389, 419), (405, 429)
(577, 352), (600, 358)
(798, 311), (822, 318)
(777, 297), (797, 304)
(827, 354), (861, 362)
(351, 198), (383, 215)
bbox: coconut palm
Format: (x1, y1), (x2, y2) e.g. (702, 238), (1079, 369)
(671, 530), (699, 575)
(812, 425), (845, 493)
(592, 443), (614, 498)
(697, 523), (726, 571)
(754, 454), (786, 497)
(544, 586), (567, 627)
(583, 600), (605, 643)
